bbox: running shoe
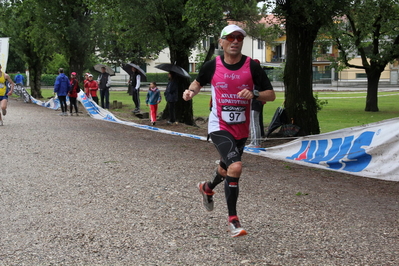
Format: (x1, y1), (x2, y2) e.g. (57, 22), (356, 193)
(2, 109), (6, 116)
(228, 217), (247, 237)
(198, 182), (214, 211)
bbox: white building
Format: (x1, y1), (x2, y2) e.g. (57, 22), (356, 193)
(118, 34), (266, 79)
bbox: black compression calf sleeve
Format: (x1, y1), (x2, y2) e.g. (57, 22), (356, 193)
(208, 170), (225, 190)
(225, 175), (239, 217)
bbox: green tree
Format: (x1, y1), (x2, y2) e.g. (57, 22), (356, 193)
(46, 53), (69, 74)
(92, 0), (166, 66)
(1, 0), (57, 98)
(3, 47), (26, 73)
(96, 0), (201, 124)
(326, 0), (399, 112)
(275, 0), (348, 135)
(97, 0), (265, 125)
(35, 0), (98, 82)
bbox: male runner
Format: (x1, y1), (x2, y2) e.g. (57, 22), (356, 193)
(183, 24), (275, 237)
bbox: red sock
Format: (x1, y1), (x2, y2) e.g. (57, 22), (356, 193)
(204, 182), (213, 194)
(229, 215), (239, 223)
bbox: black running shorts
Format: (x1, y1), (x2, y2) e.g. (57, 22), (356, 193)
(209, 130), (247, 170)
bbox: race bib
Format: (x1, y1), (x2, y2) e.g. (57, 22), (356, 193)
(221, 106), (246, 124)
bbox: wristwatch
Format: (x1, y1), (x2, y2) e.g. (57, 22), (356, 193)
(253, 90), (259, 99)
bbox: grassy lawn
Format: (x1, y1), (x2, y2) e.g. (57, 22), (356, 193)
(30, 88), (399, 134)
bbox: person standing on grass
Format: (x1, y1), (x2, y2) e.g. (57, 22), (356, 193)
(54, 68), (71, 116)
(83, 73), (90, 86)
(183, 24), (275, 237)
(164, 72), (178, 125)
(97, 66), (111, 109)
(85, 74), (99, 104)
(146, 82), (161, 125)
(69, 72), (79, 116)
(130, 66), (141, 113)
(14, 71), (24, 85)
(0, 64), (15, 126)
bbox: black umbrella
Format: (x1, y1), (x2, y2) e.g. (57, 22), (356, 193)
(122, 63), (147, 82)
(266, 106), (300, 137)
(266, 106), (288, 137)
(93, 64), (115, 76)
(155, 63), (191, 79)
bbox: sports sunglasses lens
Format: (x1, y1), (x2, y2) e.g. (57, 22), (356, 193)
(225, 35), (235, 42)
(225, 35), (244, 42)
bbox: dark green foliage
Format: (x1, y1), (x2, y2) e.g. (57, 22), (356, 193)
(40, 75), (58, 86)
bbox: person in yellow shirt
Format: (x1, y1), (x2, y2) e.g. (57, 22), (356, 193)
(0, 64), (15, 126)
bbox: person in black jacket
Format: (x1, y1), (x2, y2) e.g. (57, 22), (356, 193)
(130, 67), (141, 113)
(97, 67), (111, 109)
(164, 72), (178, 124)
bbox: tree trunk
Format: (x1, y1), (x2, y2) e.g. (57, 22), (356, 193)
(68, 19), (93, 83)
(28, 67), (43, 99)
(24, 46), (44, 99)
(365, 67), (381, 112)
(204, 41), (216, 62)
(284, 21), (320, 136)
(69, 59), (85, 83)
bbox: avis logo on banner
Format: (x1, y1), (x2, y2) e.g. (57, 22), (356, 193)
(286, 131), (375, 172)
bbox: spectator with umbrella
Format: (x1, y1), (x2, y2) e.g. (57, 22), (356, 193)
(155, 63), (191, 124)
(97, 66), (111, 109)
(123, 63), (146, 114)
(164, 71), (179, 125)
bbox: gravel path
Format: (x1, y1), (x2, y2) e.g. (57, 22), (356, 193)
(1, 98), (398, 266)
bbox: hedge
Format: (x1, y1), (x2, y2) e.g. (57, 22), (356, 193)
(9, 72), (198, 86)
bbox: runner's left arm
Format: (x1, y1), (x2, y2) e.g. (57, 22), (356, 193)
(5, 74), (14, 95)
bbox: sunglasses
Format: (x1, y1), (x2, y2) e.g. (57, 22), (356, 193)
(222, 34), (244, 42)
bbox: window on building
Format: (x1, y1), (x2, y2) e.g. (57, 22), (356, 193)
(202, 39), (208, 50)
(356, 73), (367, 79)
(258, 39), (264, 50)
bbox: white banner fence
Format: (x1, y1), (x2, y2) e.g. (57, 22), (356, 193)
(246, 118), (399, 181)
(0, 37), (10, 72)
(29, 91), (399, 182)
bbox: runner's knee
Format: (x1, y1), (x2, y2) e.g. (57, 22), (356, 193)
(227, 162), (242, 178)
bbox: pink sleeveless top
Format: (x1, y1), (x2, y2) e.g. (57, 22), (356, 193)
(208, 56), (254, 140)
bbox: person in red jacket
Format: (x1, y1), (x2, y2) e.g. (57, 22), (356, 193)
(69, 72), (79, 115)
(84, 73), (99, 104)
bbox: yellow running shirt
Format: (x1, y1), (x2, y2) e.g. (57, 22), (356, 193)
(0, 73), (6, 96)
